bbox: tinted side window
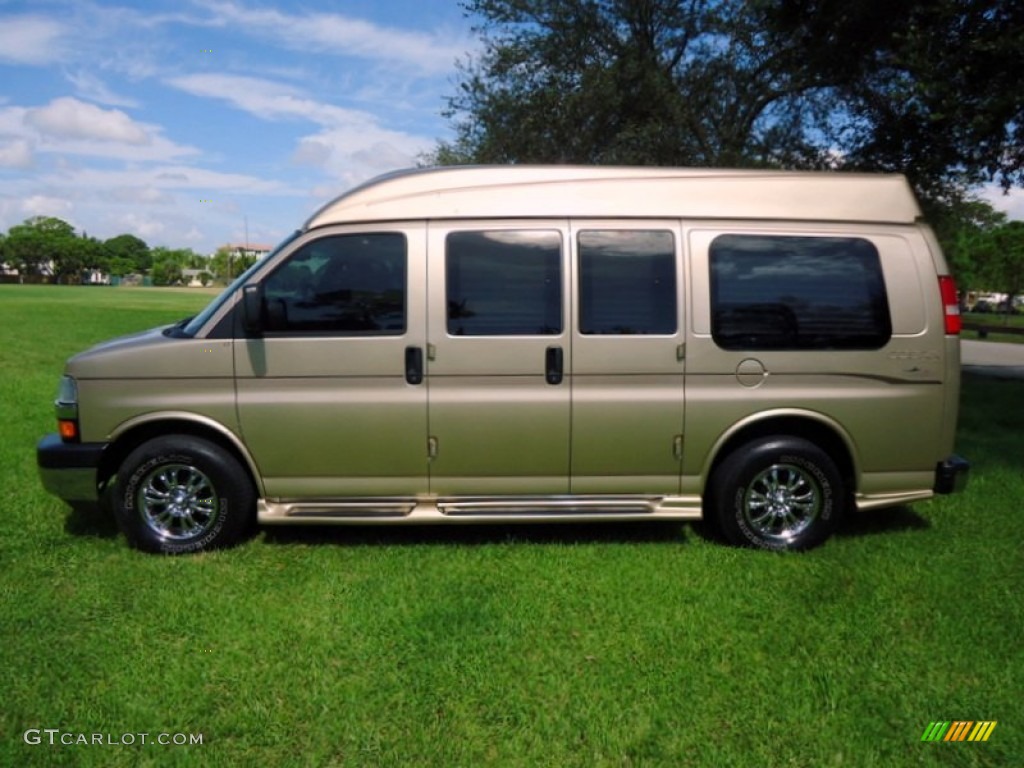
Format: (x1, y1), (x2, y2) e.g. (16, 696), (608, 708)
(710, 235), (891, 350)
(579, 230), (676, 335)
(446, 231), (562, 335)
(263, 233), (406, 335)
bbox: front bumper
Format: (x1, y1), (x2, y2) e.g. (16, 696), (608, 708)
(933, 454), (970, 495)
(37, 434), (107, 502)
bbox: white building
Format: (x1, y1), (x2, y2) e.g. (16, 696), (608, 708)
(219, 243), (273, 260)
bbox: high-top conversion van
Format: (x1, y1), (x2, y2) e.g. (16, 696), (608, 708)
(37, 166), (969, 553)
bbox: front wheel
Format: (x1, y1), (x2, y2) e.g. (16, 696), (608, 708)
(113, 436), (255, 554)
(709, 436), (845, 551)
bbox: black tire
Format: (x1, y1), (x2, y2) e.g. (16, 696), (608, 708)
(113, 435), (255, 554)
(708, 436), (844, 551)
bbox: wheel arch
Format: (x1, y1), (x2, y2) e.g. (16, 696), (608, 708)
(702, 410), (858, 501)
(99, 412), (263, 497)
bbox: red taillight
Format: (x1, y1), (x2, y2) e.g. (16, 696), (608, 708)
(938, 276), (961, 335)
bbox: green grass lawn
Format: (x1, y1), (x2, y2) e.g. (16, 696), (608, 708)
(1, 285), (1020, 766)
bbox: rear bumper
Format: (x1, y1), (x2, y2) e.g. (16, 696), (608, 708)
(36, 434), (106, 502)
(933, 454), (970, 495)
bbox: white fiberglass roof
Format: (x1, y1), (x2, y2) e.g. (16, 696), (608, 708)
(304, 165), (922, 229)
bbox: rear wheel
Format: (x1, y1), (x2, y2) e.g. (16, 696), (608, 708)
(113, 435), (255, 554)
(709, 436), (844, 551)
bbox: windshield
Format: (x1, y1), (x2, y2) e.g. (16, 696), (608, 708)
(179, 230), (302, 337)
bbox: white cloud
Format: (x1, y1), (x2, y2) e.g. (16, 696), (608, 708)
(0, 196), (21, 232)
(192, 0), (468, 75)
(181, 226), (205, 245)
(25, 97), (149, 145)
(0, 16), (66, 65)
(297, 130), (426, 186)
(109, 186), (175, 205)
(0, 99), (199, 163)
(291, 138), (332, 166)
(165, 73), (429, 183)
(64, 70), (139, 108)
(0, 139), (34, 169)
(22, 194), (74, 218)
(115, 212), (166, 240)
(165, 74), (377, 128)
(49, 164), (288, 195)
(46, 136), (198, 163)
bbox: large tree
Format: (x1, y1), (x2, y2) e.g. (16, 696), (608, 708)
(437, 0), (829, 168)
(3, 216), (77, 279)
(104, 233), (151, 276)
(437, 0), (1024, 204)
(150, 247), (205, 286)
(943, 199), (1007, 292)
(760, 0), (1024, 196)
(974, 221), (1024, 317)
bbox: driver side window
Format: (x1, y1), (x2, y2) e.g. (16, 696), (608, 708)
(262, 233), (407, 335)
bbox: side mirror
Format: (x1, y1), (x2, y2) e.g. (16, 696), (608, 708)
(241, 284), (263, 334)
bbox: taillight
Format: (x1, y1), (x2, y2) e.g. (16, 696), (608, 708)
(938, 276), (961, 335)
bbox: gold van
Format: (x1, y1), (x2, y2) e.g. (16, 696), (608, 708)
(37, 167), (969, 553)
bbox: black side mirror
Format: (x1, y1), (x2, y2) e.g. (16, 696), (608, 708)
(241, 284), (263, 334)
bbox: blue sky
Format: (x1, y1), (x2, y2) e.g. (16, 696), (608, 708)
(1, 0), (1021, 255)
(0, 0), (475, 252)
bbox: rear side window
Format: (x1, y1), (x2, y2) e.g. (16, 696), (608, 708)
(446, 231), (562, 335)
(710, 235), (891, 350)
(578, 230), (676, 335)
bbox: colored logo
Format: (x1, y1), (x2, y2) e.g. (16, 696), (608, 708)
(921, 721), (997, 742)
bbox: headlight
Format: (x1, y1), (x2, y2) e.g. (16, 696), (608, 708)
(56, 375), (78, 407)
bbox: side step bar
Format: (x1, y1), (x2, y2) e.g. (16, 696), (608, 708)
(258, 495), (703, 525)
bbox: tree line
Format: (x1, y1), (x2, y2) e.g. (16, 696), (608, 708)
(0, 216), (255, 287)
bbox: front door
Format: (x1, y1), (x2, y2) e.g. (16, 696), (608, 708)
(235, 225), (428, 499)
(426, 222), (571, 495)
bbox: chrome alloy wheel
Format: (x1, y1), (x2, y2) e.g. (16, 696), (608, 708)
(742, 463), (821, 544)
(136, 463), (218, 541)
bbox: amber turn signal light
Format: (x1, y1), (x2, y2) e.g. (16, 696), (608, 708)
(58, 419), (78, 441)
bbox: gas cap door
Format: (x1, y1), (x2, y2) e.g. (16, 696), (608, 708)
(736, 357), (767, 388)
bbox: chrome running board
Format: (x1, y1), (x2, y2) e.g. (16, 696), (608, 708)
(257, 495), (703, 524)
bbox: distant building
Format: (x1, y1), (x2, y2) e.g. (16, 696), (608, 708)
(1, 260), (56, 282)
(81, 269), (111, 285)
(181, 269), (212, 288)
(219, 243), (273, 260)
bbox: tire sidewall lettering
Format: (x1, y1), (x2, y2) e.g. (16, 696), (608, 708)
(116, 443), (248, 553)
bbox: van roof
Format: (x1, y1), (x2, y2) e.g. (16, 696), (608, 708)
(304, 165), (923, 229)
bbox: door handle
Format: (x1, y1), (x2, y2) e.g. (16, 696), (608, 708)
(545, 346), (563, 385)
(405, 346), (424, 385)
